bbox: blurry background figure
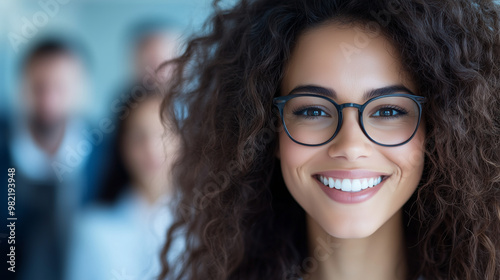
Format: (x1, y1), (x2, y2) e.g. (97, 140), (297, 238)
(13, 39), (89, 180)
(5, 38), (97, 280)
(66, 19), (181, 280)
(66, 90), (180, 280)
(129, 19), (179, 82)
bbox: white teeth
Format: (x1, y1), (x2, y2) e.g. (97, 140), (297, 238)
(335, 179), (342, 190)
(341, 179), (351, 191)
(351, 179), (361, 192)
(361, 179), (368, 190)
(317, 175), (385, 192)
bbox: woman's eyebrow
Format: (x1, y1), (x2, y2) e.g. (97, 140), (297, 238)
(287, 84), (415, 100)
(364, 85), (415, 100)
(287, 85), (336, 98)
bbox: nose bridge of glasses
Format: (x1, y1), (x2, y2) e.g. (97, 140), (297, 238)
(335, 102), (365, 139)
(338, 103), (361, 109)
(337, 103), (363, 116)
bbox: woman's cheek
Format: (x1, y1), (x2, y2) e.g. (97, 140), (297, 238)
(278, 131), (328, 213)
(383, 129), (425, 193)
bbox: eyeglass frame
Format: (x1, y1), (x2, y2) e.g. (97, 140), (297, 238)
(273, 93), (426, 147)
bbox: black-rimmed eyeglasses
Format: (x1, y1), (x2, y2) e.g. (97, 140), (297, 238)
(273, 93), (426, 147)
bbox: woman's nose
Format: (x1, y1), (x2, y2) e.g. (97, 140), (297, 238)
(327, 108), (373, 161)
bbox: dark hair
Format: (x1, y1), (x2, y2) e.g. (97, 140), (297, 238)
(160, 0), (500, 279)
(21, 37), (89, 71)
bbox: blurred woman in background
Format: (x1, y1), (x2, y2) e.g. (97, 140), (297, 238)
(67, 89), (179, 280)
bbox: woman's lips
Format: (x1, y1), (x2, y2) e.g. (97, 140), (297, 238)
(315, 169), (390, 179)
(313, 171), (390, 204)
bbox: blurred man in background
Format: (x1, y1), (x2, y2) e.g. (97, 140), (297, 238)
(6, 38), (98, 280)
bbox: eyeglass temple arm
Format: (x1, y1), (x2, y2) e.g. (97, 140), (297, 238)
(414, 96), (426, 103)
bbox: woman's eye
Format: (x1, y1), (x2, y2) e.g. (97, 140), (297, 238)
(371, 108), (405, 117)
(294, 108), (329, 117)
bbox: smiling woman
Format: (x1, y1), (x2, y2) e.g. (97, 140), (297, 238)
(278, 23), (426, 243)
(159, 1), (500, 280)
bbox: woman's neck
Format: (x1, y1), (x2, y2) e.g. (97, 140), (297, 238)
(305, 210), (407, 280)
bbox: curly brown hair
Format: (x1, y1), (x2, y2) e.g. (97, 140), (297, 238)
(159, 0), (500, 279)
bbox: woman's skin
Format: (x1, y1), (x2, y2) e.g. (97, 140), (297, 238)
(278, 23), (426, 280)
(121, 96), (177, 204)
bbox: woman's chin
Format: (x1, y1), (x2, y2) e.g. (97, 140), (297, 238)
(324, 226), (379, 240)
(312, 215), (383, 240)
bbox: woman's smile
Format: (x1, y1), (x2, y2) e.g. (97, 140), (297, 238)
(313, 170), (391, 204)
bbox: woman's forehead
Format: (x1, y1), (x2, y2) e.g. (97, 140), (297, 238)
(282, 22), (416, 102)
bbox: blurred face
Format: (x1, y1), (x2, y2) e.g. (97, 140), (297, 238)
(122, 97), (177, 193)
(134, 33), (177, 79)
(23, 54), (84, 125)
(278, 23), (425, 238)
